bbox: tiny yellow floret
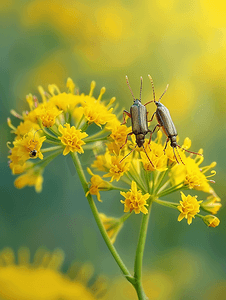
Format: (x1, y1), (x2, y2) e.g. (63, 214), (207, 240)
(203, 215), (220, 227)
(120, 181), (149, 214)
(14, 168), (44, 193)
(86, 168), (110, 202)
(200, 194), (222, 215)
(58, 123), (88, 155)
(103, 155), (130, 182)
(177, 192), (202, 225)
(99, 213), (123, 244)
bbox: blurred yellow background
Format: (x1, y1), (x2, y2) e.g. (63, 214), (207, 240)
(1, 0), (225, 299)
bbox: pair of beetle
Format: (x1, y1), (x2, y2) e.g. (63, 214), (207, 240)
(120, 75), (202, 166)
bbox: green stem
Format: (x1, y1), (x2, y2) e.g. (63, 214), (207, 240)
(42, 146), (62, 153)
(119, 212), (133, 223)
(70, 152), (134, 284)
(39, 121), (59, 141)
(85, 136), (108, 143)
(157, 182), (186, 198)
(154, 198), (178, 209)
(76, 114), (85, 129)
(134, 199), (152, 300)
(153, 169), (169, 195)
(27, 150), (62, 170)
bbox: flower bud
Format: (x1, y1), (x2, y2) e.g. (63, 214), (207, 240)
(203, 215), (220, 227)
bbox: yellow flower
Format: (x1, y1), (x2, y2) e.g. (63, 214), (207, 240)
(8, 129), (46, 169)
(80, 82), (115, 127)
(58, 123), (88, 155)
(0, 247), (105, 300)
(200, 194), (222, 215)
(110, 124), (132, 148)
(50, 92), (81, 111)
(103, 155), (130, 182)
(86, 168), (111, 202)
(170, 156), (216, 194)
(35, 102), (63, 127)
(141, 141), (168, 172)
(177, 192), (202, 225)
(9, 119), (40, 138)
(120, 181), (149, 214)
(99, 213), (123, 244)
(203, 215), (220, 227)
(14, 167), (44, 192)
(91, 153), (108, 172)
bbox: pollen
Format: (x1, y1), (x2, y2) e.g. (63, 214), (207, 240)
(58, 123), (88, 155)
(177, 192), (202, 225)
(120, 181), (149, 214)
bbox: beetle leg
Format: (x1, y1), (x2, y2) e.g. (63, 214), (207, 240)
(120, 132), (133, 149)
(144, 100), (154, 106)
(147, 111), (156, 123)
(121, 110), (131, 125)
(120, 145), (137, 163)
(148, 124), (160, 145)
(163, 138), (169, 154)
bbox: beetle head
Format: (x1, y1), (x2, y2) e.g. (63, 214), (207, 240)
(136, 134), (145, 147)
(170, 136), (177, 148)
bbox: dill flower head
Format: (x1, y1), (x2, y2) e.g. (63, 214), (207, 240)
(170, 154), (216, 194)
(0, 247), (106, 300)
(80, 82), (115, 127)
(12, 129), (46, 161)
(7, 77), (117, 192)
(103, 154), (130, 182)
(120, 181), (150, 214)
(58, 123), (88, 155)
(177, 192), (202, 225)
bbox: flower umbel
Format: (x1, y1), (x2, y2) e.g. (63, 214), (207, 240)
(120, 181), (150, 214)
(58, 123), (88, 155)
(177, 192), (202, 225)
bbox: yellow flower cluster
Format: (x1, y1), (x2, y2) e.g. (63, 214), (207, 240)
(7, 78), (221, 229)
(7, 78), (116, 192)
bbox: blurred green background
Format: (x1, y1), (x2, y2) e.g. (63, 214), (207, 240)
(0, 0), (225, 299)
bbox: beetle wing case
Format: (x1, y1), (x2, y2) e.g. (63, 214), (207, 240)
(156, 104), (177, 137)
(130, 101), (148, 135)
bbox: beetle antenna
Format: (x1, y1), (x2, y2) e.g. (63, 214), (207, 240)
(148, 75), (155, 102)
(140, 76), (143, 101)
(172, 147), (180, 164)
(142, 145), (154, 167)
(175, 146), (185, 165)
(126, 76), (136, 102)
(33, 129), (43, 141)
(177, 145), (203, 156)
(120, 145), (137, 163)
(158, 84), (169, 103)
